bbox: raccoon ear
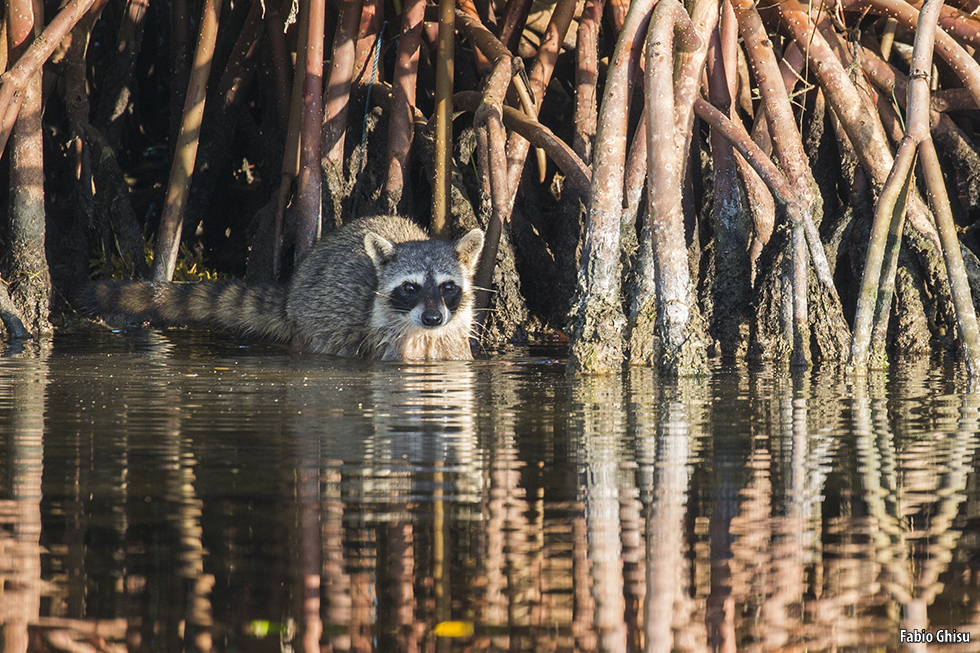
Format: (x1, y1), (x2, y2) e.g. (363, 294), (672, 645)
(455, 228), (484, 274)
(364, 232), (396, 269)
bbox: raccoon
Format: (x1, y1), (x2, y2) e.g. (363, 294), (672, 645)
(84, 215), (485, 361)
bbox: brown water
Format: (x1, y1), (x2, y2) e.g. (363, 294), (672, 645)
(1, 331), (979, 652)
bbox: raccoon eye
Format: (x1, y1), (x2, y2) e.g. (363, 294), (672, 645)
(440, 281), (462, 312)
(400, 281), (420, 294)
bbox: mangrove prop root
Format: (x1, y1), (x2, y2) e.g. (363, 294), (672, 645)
(10, 0), (980, 374)
(851, 0), (980, 372)
(295, 0), (326, 256)
(319, 0), (360, 232)
(150, 0), (221, 281)
(503, 0), (577, 196)
(572, 0), (606, 165)
(0, 0), (98, 157)
(4, 0), (51, 336)
(383, 0), (425, 210)
(431, 0), (455, 238)
(732, 0), (821, 364)
(634, 0), (705, 372)
(706, 4), (752, 357)
(271, 0), (309, 278)
(568, 0), (655, 374)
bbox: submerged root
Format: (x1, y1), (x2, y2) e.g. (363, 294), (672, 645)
(750, 230), (795, 363)
(748, 224), (849, 366)
(905, 228), (958, 356)
(808, 270), (850, 364)
(628, 300), (707, 374)
(568, 299), (627, 374)
(701, 240), (752, 360)
(480, 226), (529, 348)
(891, 261), (933, 359)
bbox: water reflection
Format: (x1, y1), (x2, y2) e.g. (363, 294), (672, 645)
(287, 363), (481, 653)
(3, 333), (980, 651)
(1, 343), (46, 652)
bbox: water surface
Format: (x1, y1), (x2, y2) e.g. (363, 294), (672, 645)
(1, 331), (979, 652)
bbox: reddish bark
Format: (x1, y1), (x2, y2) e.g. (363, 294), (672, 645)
(573, 0), (606, 164)
(455, 11), (515, 322)
(383, 0), (426, 210)
(498, 0), (533, 54)
(777, 1), (895, 188)
(295, 0), (327, 260)
(353, 0), (382, 85)
(431, 0), (454, 238)
(504, 0), (577, 197)
(321, 0), (362, 172)
(457, 0), (492, 73)
(912, 0), (980, 51)
(838, 0), (980, 109)
(606, 0), (630, 34)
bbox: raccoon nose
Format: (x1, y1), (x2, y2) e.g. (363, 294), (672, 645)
(421, 309), (444, 327)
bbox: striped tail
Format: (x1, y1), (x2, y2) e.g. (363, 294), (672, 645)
(82, 280), (293, 342)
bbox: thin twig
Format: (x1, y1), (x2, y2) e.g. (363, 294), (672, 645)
(432, 0), (454, 238)
(150, 0), (222, 280)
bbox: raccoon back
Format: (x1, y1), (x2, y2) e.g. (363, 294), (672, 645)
(83, 280), (292, 342)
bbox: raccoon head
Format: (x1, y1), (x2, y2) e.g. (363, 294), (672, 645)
(364, 229), (484, 332)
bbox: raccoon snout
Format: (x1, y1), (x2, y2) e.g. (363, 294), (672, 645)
(421, 309), (444, 327)
(415, 284), (449, 328)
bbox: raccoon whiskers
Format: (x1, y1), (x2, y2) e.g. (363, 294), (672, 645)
(471, 306), (495, 318)
(467, 324), (485, 342)
(464, 318), (492, 357)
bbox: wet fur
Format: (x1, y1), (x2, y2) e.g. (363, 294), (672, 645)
(83, 216), (484, 361)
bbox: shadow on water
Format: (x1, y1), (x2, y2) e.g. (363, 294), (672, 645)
(1, 332), (980, 651)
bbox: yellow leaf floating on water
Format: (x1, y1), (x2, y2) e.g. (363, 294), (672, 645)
(245, 621), (292, 638)
(433, 621), (475, 637)
(247, 621), (271, 637)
